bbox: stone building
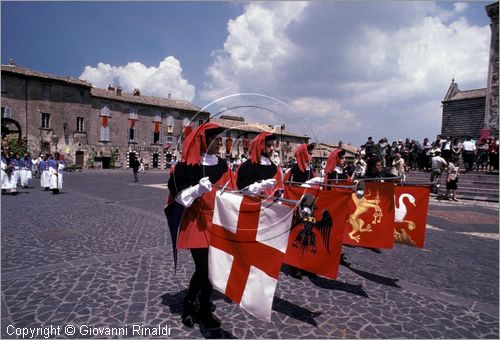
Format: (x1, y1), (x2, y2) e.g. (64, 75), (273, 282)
(441, 81), (487, 140)
(1, 64), (311, 169)
(210, 115), (309, 163)
(1, 63), (210, 169)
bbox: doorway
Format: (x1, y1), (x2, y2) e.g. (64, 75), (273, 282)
(152, 153), (159, 168)
(102, 157), (111, 169)
(75, 151), (84, 168)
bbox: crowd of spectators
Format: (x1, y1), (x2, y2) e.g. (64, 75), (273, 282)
(354, 135), (498, 175)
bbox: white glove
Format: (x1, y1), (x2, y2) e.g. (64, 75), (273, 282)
(246, 182), (263, 195)
(261, 178), (277, 189)
(175, 177), (212, 207)
(304, 177), (323, 185)
(300, 183), (312, 188)
(198, 176), (212, 194)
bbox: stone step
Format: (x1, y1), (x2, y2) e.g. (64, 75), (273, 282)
(404, 170), (499, 202)
(407, 171), (499, 183)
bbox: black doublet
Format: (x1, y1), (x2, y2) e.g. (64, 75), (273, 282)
(167, 158), (228, 197)
(236, 160), (278, 190)
(289, 163), (315, 183)
(326, 170), (348, 181)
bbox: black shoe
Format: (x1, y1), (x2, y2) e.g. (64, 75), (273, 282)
(181, 299), (196, 328)
(340, 253), (351, 267)
(289, 267), (302, 279)
(198, 309), (221, 329)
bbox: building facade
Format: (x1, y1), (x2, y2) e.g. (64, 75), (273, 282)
(1, 63), (210, 169)
(210, 115), (310, 163)
(441, 81), (487, 140)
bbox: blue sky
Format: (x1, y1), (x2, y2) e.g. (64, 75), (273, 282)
(1, 1), (494, 146)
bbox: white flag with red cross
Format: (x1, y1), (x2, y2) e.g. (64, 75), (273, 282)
(209, 191), (294, 321)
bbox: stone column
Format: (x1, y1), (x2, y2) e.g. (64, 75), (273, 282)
(485, 2), (499, 136)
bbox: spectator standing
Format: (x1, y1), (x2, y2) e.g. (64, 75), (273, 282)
(409, 139), (419, 170)
(132, 158), (140, 182)
(352, 154), (367, 179)
(445, 158), (459, 201)
(430, 149), (447, 195)
(378, 138), (389, 168)
(452, 138), (462, 164)
(138, 158), (145, 173)
(476, 141), (489, 171)
(421, 138), (432, 171)
(363, 137), (375, 158)
(442, 136), (452, 163)
(462, 137), (476, 172)
(390, 152), (406, 181)
(488, 138), (498, 172)
(170, 156), (177, 169)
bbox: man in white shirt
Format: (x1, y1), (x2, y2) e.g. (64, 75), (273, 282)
(462, 137), (476, 172)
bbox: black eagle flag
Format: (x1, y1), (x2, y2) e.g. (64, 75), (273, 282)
(284, 185), (351, 280)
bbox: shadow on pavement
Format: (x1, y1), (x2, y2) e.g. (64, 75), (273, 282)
(160, 290), (236, 339)
(272, 296), (322, 327)
(309, 275), (369, 298)
(345, 266), (401, 288)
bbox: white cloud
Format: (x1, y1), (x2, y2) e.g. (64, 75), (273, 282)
(454, 2), (468, 13)
(201, 1), (309, 100)
(201, 1), (490, 146)
(79, 56), (195, 101)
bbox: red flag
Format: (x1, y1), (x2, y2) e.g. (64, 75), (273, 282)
(283, 185), (351, 279)
(101, 116), (108, 127)
(130, 119), (136, 128)
(154, 121), (160, 133)
(394, 186), (430, 248)
(209, 192), (293, 321)
(343, 182), (395, 248)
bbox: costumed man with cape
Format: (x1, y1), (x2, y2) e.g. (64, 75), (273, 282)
(164, 123), (234, 329)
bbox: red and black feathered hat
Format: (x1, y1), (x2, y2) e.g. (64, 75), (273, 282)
(323, 148), (345, 175)
(181, 123), (224, 165)
(249, 132), (275, 164)
(294, 144), (311, 172)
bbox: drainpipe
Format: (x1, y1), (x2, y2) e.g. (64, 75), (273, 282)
(25, 77), (28, 140)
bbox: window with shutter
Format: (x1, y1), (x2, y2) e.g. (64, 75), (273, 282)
(1, 106), (12, 119)
(167, 116), (174, 133)
(41, 112), (50, 129)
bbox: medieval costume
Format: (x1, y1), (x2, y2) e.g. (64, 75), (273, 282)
(165, 123), (234, 329)
(324, 149), (349, 185)
(284, 143), (321, 185)
(236, 132), (284, 196)
(324, 148), (352, 266)
(20, 154), (33, 188)
(9, 155), (21, 190)
(39, 155), (50, 190)
(1, 153), (15, 193)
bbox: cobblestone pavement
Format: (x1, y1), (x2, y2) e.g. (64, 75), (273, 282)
(1, 170), (498, 338)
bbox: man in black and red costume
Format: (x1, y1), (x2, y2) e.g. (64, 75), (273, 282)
(236, 131), (284, 196)
(165, 123), (234, 329)
(284, 143), (322, 185)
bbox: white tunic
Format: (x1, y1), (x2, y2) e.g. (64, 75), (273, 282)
(49, 162), (65, 190)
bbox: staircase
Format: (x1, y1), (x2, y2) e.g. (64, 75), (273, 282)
(405, 170), (499, 202)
